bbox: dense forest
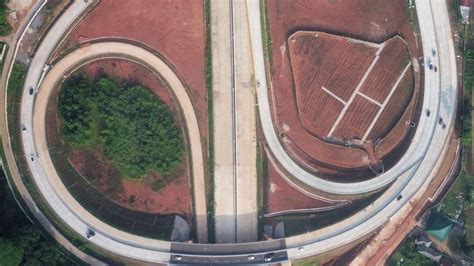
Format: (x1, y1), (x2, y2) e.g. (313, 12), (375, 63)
(59, 74), (184, 179)
(0, 169), (69, 265)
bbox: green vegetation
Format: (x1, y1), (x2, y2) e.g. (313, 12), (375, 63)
(439, 170), (468, 217)
(4, 64), (123, 264)
(259, 0), (273, 69)
(0, 0), (11, 36)
(450, 0), (463, 25)
(7, 64), (28, 160)
(0, 168), (70, 265)
(8, 64), (27, 95)
(405, 0), (419, 33)
(204, 0), (216, 243)
(293, 257), (320, 266)
(256, 140), (267, 238)
(388, 238), (435, 266)
(59, 74), (184, 179)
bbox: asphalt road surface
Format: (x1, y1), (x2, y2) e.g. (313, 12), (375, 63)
(211, 0), (237, 244)
(212, 0), (258, 244)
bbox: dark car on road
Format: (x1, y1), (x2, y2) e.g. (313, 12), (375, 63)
(86, 228), (96, 239)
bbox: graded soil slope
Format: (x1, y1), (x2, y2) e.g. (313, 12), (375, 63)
(288, 32), (413, 143)
(266, 0), (421, 180)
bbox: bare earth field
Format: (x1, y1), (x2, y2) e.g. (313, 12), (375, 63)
(46, 59), (192, 217)
(267, 0), (420, 178)
(265, 161), (338, 215)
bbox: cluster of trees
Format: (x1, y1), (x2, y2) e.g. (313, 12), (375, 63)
(0, 171), (68, 265)
(388, 239), (435, 266)
(59, 74), (184, 179)
(0, 0), (10, 36)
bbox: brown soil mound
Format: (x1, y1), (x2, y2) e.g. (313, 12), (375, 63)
(267, 0), (420, 178)
(288, 32), (412, 144)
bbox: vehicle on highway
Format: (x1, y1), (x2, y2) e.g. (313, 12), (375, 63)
(247, 255), (255, 261)
(428, 61), (434, 70)
(432, 48), (436, 56)
(397, 195), (403, 201)
(434, 65), (438, 72)
(29, 87), (34, 95)
(21, 125), (26, 132)
(30, 154), (35, 162)
(174, 255), (183, 261)
(256, 80), (261, 88)
(264, 253), (274, 262)
(425, 109), (431, 117)
(86, 228), (95, 239)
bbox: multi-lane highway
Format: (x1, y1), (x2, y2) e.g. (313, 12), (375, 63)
(5, 0), (458, 264)
(212, 0), (258, 244)
(211, 0), (236, 244)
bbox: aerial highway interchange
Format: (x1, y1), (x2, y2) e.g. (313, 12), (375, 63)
(0, 0), (459, 264)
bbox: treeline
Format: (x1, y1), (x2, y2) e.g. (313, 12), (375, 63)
(59, 74), (184, 179)
(388, 238), (435, 266)
(0, 169), (68, 265)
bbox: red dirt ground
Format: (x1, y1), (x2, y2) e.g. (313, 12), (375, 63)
(332, 95), (380, 141)
(359, 37), (411, 103)
(267, 0), (420, 176)
(369, 70), (415, 141)
(265, 159), (340, 214)
(289, 32), (378, 103)
(47, 59), (193, 216)
(58, 0), (207, 139)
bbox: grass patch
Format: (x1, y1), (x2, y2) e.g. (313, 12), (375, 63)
(405, 0), (420, 34)
(256, 140), (267, 239)
(259, 0), (273, 70)
(204, 0), (216, 243)
(293, 257), (320, 266)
